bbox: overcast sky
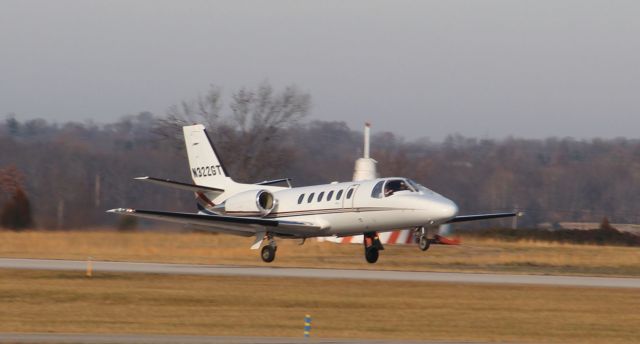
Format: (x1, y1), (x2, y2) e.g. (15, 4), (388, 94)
(1, 1), (638, 140)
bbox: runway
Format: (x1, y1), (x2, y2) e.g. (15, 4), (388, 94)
(1, 258), (639, 288)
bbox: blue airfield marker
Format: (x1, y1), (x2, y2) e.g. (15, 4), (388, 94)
(304, 314), (311, 338)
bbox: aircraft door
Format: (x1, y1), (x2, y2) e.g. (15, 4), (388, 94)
(342, 184), (359, 209)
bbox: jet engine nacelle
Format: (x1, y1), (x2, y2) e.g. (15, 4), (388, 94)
(223, 189), (276, 217)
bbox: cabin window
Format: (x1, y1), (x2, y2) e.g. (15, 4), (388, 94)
(371, 181), (384, 198)
(297, 194), (305, 204)
(318, 192), (325, 202)
(346, 189), (354, 199)
(384, 179), (411, 197)
(327, 191), (334, 201)
(307, 193), (315, 203)
(336, 190), (343, 200)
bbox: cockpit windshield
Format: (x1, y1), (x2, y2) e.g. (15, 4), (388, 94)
(406, 179), (422, 191)
(383, 179), (414, 197)
(406, 179), (436, 195)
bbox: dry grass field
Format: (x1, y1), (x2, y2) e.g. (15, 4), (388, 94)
(1, 269), (639, 343)
(1, 230), (639, 276)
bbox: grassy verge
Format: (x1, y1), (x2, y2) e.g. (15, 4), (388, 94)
(1, 269), (639, 343)
(459, 226), (640, 246)
(0, 230), (639, 276)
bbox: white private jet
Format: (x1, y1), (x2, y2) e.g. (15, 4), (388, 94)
(108, 124), (518, 263)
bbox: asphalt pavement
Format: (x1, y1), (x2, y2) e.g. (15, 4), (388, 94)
(0, 258), (638, 288)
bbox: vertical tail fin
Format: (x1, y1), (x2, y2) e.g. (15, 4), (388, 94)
(183, 124), (235, 188)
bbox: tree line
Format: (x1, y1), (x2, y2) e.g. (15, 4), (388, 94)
(1, 83), (638, 230)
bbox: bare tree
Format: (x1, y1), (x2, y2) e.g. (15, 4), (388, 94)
(155, 86), (223, 144)
(0, 166), (32, 230)
(0, 165), (24, 199)
(156, 82), (311, 181)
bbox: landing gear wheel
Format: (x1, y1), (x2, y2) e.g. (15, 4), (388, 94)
(418, 236), (431, 251)
(365, 247), (379, 264)
(261, 245), (277, 263)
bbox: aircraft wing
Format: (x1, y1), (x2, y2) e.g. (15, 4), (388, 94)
(106, 208), (322, 238)
(445, 212), (521, 224)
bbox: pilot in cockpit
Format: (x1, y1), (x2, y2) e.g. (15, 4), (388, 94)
(384, 179), (410, 197)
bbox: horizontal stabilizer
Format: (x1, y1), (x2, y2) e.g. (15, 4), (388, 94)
(135, 176), (224, 194)
(256, 178), (292, 187)
(446, 212), (523, 224)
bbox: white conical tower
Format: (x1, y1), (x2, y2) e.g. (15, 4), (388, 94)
(352, 123), (378, 181)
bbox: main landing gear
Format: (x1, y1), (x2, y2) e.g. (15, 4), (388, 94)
(363, 232), (384, 264)
(260, 235), (278, 263)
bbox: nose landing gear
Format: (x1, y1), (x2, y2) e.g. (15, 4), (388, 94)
(418, 235), (431, 251)
(363, 232), (384, 263)
(415, 226), (432, 251)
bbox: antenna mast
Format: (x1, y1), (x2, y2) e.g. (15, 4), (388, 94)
(363, 122), (370, 159)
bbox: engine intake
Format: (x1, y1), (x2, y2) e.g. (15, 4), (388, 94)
(223, 189), (276, 217)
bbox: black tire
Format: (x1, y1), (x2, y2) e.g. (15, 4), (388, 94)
(365, 247), (379, 264)
(419, 236), (431, 251)
(261, 245), (276, 263)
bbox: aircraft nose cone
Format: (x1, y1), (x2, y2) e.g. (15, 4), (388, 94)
(442, 200), (458, 219)
(420, 196), (459, 222)
(434, 198), (458, 220)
